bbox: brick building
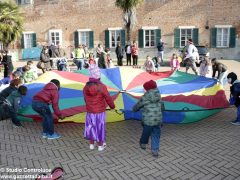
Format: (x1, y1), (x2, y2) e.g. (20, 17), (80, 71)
(16, 0), (240, 60)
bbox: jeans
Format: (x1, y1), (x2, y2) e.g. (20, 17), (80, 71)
(9, 105), (20, 125)
(132, 55), (138, 66)
(140, 124), (161, 151)
(32, 101), (54, 135)
(126, 54), (131, 65)
(158, 51), (164, 64)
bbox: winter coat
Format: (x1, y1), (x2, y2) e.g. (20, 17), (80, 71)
(132, 88), (163, 126)
(6, 90), (22, 112)
(157, 42), (164, 52)
(0, 86), (18, 99)
(40, 52), (51, 70)
(33, 82), (62, 117)
(230, 80), (240, 107)
(83, 78), (115, 113)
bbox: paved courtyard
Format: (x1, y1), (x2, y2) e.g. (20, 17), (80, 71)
(0, 60), (240, 179)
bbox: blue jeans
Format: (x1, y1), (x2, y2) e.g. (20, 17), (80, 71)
(237, 106), (240, 122)
(9, 105), (20, 125)
(32, 101), (54, 135)
(140, 124), (161, 151)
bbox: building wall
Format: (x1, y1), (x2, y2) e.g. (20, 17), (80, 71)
(19, 0), (240, 59)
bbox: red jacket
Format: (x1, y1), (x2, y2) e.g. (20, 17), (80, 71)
(83, 78), (115, 113)
(33, 82), (62, 117)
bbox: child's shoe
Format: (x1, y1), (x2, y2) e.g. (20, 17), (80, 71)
(89, 144), (95, 150)
(13, 122), (23, 128)
(98, 145), (105, 151)
(152, 150), (159, 157)
(47, 133), (61, 140)
(231, 121), (240, 126)
(140, 143), (146, 150)
(42, 132), (48, 138)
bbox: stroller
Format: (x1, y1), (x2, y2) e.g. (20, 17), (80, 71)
(57, 58), (68, 71)
(152, 57), (160, 71)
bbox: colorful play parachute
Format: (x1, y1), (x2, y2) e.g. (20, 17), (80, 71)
(18, 68), (229, 124)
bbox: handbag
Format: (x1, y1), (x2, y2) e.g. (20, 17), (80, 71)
(37, 61), (44, 69)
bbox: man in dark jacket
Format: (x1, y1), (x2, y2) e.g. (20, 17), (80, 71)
(115, 42), (123, 66)
(157, 39), (165, 65)
(32, 79), (64, 139)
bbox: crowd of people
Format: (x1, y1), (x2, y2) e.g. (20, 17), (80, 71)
(0, 39), (239, 157)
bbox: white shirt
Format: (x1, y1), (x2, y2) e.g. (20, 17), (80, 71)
(186, 44), (198, 59)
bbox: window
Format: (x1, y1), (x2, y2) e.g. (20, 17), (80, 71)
(110, 30), (121, 48)
(180, 29), (192, 47)
(144, 30), (156, 47)
(16, 0), (33, 5)
(78, 31), (89, 47)
(49, 29), (62, 45)
(216, 28), (229, 47)
(23, 33), (33, 48)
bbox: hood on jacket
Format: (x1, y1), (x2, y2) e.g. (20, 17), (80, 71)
(43, 82), (59, 91)
(84, 82), (101, 96)
(144, 88), (160, 103)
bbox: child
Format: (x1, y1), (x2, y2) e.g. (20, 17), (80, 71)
(0, 71), (21, 87)
(22, 65), (36, 83)
(88, 53), (95, 65)
(132, 80), (163, 157)
(170, 53), (180, 71)
(106, 54), (114, 69)
(199, 58), (212, 78)
(0, 79), (22, 97)
(57, 58), (68, 71)
(143, 56), (155, 73)
(212, 58), (228, 85)
(32, 79), (64, 139)
(5, 85), (28, 127)
(27, 60), (38, 79)
(83, 64), (115, 151)
(227, 72), (240, 125)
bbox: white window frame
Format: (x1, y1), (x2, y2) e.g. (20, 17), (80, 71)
(178, 26), (195, 48)
(22, 31), (34, 48)
(17, 0), (34, 5)
(77, 29), (91, 47)
(142, 26), (158, 48)
(108, 27), (122, 48)
(215, 25), (232, 48)
(48, 29), (62, 46)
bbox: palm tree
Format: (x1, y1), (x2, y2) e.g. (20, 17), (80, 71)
(0, 0), (23, 50)
(115, 0), (143, 42)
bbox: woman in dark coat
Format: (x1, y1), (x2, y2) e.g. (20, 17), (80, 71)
(2, 50), (14, 78)
(39, 46), (51, 73)
(115, 43), (123, 66)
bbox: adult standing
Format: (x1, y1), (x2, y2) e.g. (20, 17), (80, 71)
(2, 50), (13, 78)
(39, 46), (51, 73)
(185, 39), (199, 75)
(131, 41), (139, 67)
(157, 39), (165, 65)
(125, 42), (132, 66)
(115, 42), (123, 66)
(73, 44), (85, 70)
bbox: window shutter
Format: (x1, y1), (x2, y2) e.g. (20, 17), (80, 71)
(18, 0), (21, 5)
(21, 34), (24, 49)
(32, 33), (37, 47)
(210, 28), (217, 48)
(174, 28), (180, 48)
(89, 31), (94, 49)
(155, 29), (161, 45)
(121, 29), (126, 47)
(105, 30), (110, 48)
(229, 27), (236, 48)
(74, 31), (79, 48)
(192, 28), (199, 45)
(138, 29), (144, 48)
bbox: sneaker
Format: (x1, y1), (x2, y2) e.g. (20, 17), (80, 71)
(98, 145), (105, 151)
(231, 121), (240, 126)
(42, 132), (48, 138)
(140, 143), (146, 150)
(152, 150), (159, 157)
(13, 122), (23, 128)
(47, 133), (61, 140)
(89, 144), (95, 150)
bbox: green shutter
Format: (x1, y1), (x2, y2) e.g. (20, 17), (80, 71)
(18, 0), (21, 5)
(174, 28), (180, 48)
(32, 33), (36, 47)
(155, 29), (161, 45)
(138, 29), (144, 48)
(105, 30), (110, 48)
(21, 34), (24, 49)
(121, 29), (125, 47)
(229, 27), (236, 48)
(210, 28), (217, 48)
(192, 28), (199, 45)
(74, 31), (79, 48)
(89, 31), (94, 49)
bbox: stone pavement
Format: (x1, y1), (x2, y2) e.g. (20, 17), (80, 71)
(0, 60), (240, 179)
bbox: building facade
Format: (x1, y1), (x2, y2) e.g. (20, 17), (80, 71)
(16, 0), (240, 60)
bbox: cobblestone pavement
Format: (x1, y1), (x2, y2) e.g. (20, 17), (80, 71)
(0, 60), (240, 179)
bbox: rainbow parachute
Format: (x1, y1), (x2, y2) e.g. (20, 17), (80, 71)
(19, 68), (229, 124)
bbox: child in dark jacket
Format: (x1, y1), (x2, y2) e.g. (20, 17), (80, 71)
(132, 80), (163, 157)
(227, 72), (240, 125)
(83, 64), (115, 151)
(5, 85), (28, 127)
(32, 79), (64, 139)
